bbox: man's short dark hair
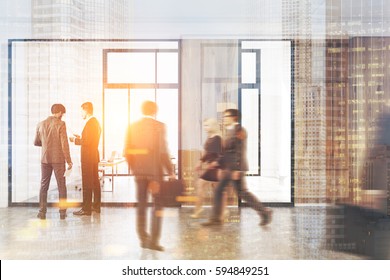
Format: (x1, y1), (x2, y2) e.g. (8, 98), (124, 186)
(51, 104), (66, 114)
(224, 108), (240, 120)
(81, 102), (93, 114)
(142, 101), (158, 116)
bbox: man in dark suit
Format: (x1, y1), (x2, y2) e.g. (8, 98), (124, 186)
(71, 102), (101, 216)
(34, 104), (73, 220)
(124, 101), (175, 251)
(202, 108), (272, 226)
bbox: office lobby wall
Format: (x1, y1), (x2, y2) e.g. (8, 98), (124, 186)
(3, 0), (390, 207)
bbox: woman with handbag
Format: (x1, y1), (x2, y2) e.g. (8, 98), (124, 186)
(191, 118), (227, 218)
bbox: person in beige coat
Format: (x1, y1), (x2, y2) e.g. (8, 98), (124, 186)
(34, 104), (73, 220)
(202, 109), (272, 227)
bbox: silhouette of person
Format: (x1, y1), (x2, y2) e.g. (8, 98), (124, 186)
(191, 118), (228, 219)
(124, 101), (175, 251)
(202, 109), (272, 226)
(34, 104), (73, 220)
(70, 102), (102, 216)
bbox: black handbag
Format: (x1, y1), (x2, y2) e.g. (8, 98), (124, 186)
(160, 179), (185, 207)
(200, 168), (220, 182)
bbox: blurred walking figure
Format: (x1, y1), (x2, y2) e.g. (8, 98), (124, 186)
(124, 101), (175, 251)
(34, 104), (73, 220)
(202, 109), (272, 227)
(70, 102), (101, 216)
(191, 118), (227, 218)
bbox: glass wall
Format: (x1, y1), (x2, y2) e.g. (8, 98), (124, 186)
(9, 39), (292, 205)
(180, 39), (292, 204)
(9, 40), (179, 204)
(11, 41), (93, 204)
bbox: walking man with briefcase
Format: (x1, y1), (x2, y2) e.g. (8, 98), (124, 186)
(124, 101), (175, 251)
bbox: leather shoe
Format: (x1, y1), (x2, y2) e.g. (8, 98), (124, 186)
(140, 239), (164, 251)
(147, 243), (164, 252)
(73, 209), (91, 216)
(260, 208), (273, 226)
(201, 219), (223, 226)
(37, 212), (46, 220)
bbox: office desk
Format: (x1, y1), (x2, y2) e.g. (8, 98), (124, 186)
(98, 158), (126, 192)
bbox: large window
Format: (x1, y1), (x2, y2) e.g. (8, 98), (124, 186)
(240, 41), (292, 203)
(103, 46), (179, 173)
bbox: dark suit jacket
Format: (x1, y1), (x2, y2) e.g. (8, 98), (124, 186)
(75, 117), (101, 165)
(124, 117), (173, 179)
(34, 116), (72, 164)
(221, 123), (248, 171)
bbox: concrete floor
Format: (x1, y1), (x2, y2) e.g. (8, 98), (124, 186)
(0, 205), (369, 260)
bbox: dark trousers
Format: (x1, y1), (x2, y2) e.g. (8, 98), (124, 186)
(135, 177), (163, 244)
(39, 163), (67, 213)
(81, 162), (101, 211)
(211, 170), (265, 220)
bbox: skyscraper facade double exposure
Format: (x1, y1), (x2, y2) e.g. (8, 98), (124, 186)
(326, 1), (390, 212)
(32, 0), (129, 39)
